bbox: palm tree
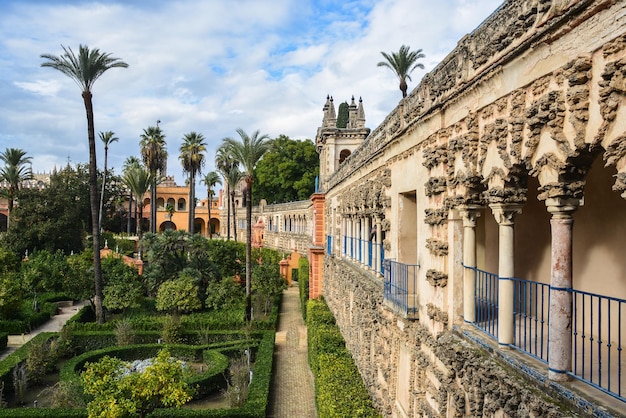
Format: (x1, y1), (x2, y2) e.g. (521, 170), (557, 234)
(224, 165), (243, 243)
(377, 45), (425, 98)
(201, 171), (222, 238)
(140, 126), (167, 233)
(122, 156), (142, 235)
(0, 148), (33, 229)
(98, 131), (118, 232)
(179, 132), (206, 234)
(41, 45), (128, 325)
(215, 145), (237, 240)
(222, 128), (272, 321)
(122, 166), (152, 240)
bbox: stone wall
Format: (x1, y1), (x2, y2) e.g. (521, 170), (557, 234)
(323, 256), (579, 417)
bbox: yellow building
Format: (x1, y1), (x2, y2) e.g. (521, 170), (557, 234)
(141, 176), (222, 236)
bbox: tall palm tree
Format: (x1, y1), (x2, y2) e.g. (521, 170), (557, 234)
(98, 131), (118, 232)
(201, 170), (222, 238)
(122, 156), (142, 235)
(41, 44), (128, 325)
(0, 148), (33, 229)
(122, 165), (152, 240)
(377, 45), (425, 98)
(179, 132), (206, 234)
(215, 144), (237, 240)
(140, 126), (167, 233)
(224, 165), (243, 243)
(222, 128), (272, 321)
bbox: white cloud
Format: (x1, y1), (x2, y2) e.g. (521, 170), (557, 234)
(0, 0), (502, 191)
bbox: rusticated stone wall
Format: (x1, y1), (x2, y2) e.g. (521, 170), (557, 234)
(323, 256), (577, 417)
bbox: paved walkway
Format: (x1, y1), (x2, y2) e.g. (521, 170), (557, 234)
(268, 284), (318, 417)
(0, 301), (89, 362)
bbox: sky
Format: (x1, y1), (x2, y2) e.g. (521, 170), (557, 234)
(0, 0), (502, 196)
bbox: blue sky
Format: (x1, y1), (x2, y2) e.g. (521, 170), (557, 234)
(0, 0), (501, 193)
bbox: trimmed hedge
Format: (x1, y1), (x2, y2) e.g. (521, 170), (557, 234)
(306, 299), (381, 418)
(298, 257), (310, 320)
(0, 332), (7, 351)
(0, 302), (57, 334)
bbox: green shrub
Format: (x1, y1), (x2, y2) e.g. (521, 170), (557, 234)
(0, 333), (7, 351)
(307, 299), (380, 418)
(114, 318), (136, 346)
(162, 314), (184, 344)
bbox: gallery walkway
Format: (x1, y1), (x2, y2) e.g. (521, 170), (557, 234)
(267, 284), (318, 417)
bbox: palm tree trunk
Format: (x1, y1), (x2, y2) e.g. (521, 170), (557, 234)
(98, 146), (108, 232)
(188, 173), (195, 233)
(83, 91), (104, 325)
(127, 190), (133, 234)
(208, 192), (212, 239)
(245, 179), (253, 322)
(150, 179), (157, 233)
(226, 184), (231, 240)
(231, 191), (237, 242)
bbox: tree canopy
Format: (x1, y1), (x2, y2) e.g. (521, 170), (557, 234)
(253, 135), (319, 205)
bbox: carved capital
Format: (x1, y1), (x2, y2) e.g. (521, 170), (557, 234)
(459, 205), (482, 228)
(490, 203), (523, 226)
(545, 197), (581, 219)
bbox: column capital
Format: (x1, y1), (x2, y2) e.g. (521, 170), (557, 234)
(545, 197), (581, 218)
(489, 203), (523, 226)
(459, 205), (482, 228)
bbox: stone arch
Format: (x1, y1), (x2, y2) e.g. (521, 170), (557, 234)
(159, 221), (176, 231)
(177, 198), (186, 211)
(339, 149), (351, 164)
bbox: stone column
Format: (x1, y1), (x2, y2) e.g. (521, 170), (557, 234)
(490, 203), (523, 348)
(460, 206), (481, 323)
(364, 216), (371, 269)
(376, 218), (383, 276)
(547, 198), (579, 381)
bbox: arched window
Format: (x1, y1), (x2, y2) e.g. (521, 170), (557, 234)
(156, 198), (165, 210)
(177, 198), (186, 211)
(339, 149), (351, 164)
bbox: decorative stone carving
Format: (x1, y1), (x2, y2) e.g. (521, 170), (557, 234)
(426, 303), (449, 326)
(424, 208), (448, 226)
(426, 238), (449, 257)
(424, 176), (447, 197)
(426, 269), (448, 287)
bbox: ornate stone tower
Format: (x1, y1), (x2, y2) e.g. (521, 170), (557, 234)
(315, 95), (370, 190)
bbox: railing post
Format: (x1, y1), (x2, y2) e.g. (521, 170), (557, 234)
(460, 205), (481, 323)
(546, 198), (579, 381)
(491, 203), (523, 348)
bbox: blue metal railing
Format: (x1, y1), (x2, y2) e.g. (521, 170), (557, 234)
(383, 259), (419, 317)
(512, 278), (550, 363)
(571, 289), (625, 403)
(464, 266), (625, 403)
(467, 266), (499, 338)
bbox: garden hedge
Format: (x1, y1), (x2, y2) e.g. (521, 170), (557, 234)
(0, 332), (7, 351)
(298, 257), (310, 320)
(306, 299), (381, 418)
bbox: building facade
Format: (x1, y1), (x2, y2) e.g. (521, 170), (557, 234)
(308, 0), (626, 416)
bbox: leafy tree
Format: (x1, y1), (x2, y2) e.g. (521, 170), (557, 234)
(102, 255), (143, 313)
(179, 132), (206, 233)
(140, 125), (167, 234)
(336, 101), (349, 128)
(377, 44), (425, 98)
(253, 135), (318, 204)
(21, 249), (69, 294)
(65, 249), (95, 302)
(221, 129), (272, 322)
(5, 165), (90, 256)
(251, 263), (286, 315)
(0, 148), (33, 229)
(205, 277), (244, 311)
(98, 131), (118, 232)
(0, 275), (21, 319)
(156, 269), (202, 314)
(207, 239), (245, 280)
(41, 44), (128, 324)
(82, 348), (193, 418)
(201, 170), (221, 238)
(0, 245), (20, 275)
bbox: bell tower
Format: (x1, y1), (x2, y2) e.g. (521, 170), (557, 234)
(315, 95), (370, 190)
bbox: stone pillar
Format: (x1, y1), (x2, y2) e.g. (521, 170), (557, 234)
(376, 217), (383, 276)
(364, 216), (371, 269)
(490, 203), (523, 348)
(547, 198), (578, 381)
(460, 206), (481, 323)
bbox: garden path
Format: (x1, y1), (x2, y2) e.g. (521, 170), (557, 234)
(0, 300), (89, 362)
(267, 284), (318, 417)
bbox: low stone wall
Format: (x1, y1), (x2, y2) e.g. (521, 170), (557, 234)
(323, 255), (580, 417)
